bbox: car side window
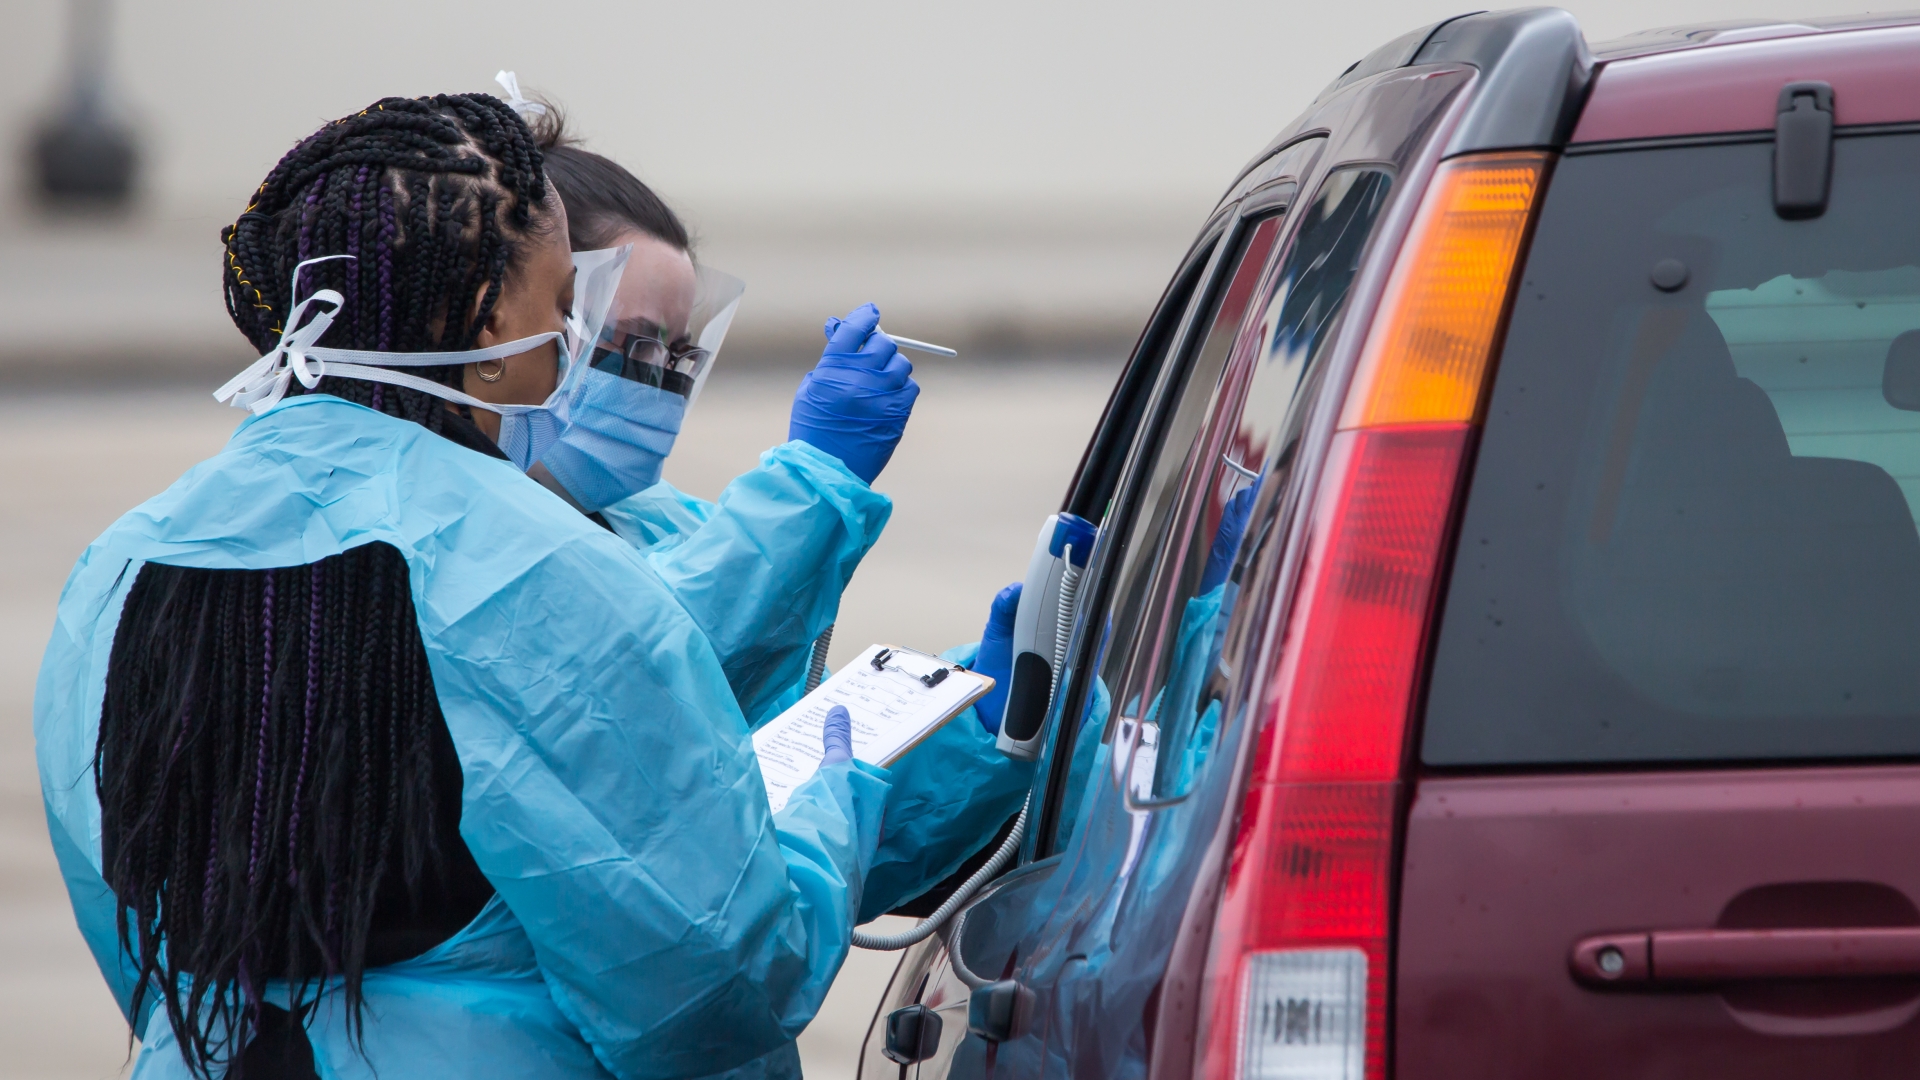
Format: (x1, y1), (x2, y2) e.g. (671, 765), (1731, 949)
(1121, 165), (1398, 804)
(1040, 211), (1290, 853)
(1098, 164), (1397, 803)
(1061, 231), (1226, 527)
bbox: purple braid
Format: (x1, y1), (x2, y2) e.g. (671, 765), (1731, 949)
(202, 793), (221, 922)
(294, 173), (328, 297)
(287, 564), (322, 882)
(246, 571), (275, 889)
(346, 167), (366, 344)
(162, 697), (192, 770)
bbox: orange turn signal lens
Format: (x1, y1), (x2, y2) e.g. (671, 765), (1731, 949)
(1341, 152), (1547, 429)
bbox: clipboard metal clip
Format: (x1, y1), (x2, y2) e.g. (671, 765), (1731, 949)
(871, 646), (953, 688)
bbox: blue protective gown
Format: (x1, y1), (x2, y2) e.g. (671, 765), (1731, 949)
(600, 483), (1036, 921)
(36, 395), (898, 1080)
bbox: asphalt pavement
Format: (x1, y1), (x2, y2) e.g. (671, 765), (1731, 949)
(0, 354), (1119, 1078)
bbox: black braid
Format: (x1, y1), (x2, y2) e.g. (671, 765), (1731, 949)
(99, 544), (484, 1078)
(102, 94), (539, 1080)
(401, 174), (435, 355)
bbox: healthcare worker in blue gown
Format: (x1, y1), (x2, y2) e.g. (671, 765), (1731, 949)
(518, 110), (1037, 924)
(38, 92), (916, 1080)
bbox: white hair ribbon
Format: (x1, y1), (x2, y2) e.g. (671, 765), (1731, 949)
(494, 71), (547, 119)
(215, 255), (561, 418)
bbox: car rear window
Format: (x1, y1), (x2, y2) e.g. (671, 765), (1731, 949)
(1424, 131), (1920, 766)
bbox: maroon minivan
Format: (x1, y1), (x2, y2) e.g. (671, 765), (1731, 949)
(860, 10), (1920, 1078)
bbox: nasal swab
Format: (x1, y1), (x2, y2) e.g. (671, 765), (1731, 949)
(881, 328), (959, 357)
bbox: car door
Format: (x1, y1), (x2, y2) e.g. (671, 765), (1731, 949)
(953, 182), (1304, 1080)
(1017, 162), (1402, 1080)
(1400, 125), (1920, 1076)
(857, 187), (1239, 1080)
(926, 150), (1415, 1080)
(855, 135), (1326, 1080)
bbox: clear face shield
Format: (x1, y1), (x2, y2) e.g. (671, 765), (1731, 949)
(579, 259), (745, 409)
(562, 245), (632, 393)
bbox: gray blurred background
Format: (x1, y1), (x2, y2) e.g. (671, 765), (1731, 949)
(0, 1), (1875, 1076)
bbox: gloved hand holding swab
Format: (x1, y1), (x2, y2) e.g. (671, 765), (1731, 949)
(789, 303), (922, 483)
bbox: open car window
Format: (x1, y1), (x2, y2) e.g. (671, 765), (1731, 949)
(1034, 141), (1407, 854)
(1117, 165), (1398, 807)
(1035, 210), (1287, 854)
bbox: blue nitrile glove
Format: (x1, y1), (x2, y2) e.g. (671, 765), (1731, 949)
(1200, 478), (1263, 594)
(821, 704), (854, 766)
(538, 367), (687, 513)
(787, 303), (920, 484)
(971, 582), (1022, 735)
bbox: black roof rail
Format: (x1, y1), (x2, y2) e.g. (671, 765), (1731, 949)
(1221, 8), (1593, 204)
(1313, 13), (1484, 104)
(1413, 7), (1595, 156)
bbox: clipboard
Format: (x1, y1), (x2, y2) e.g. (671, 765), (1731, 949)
(752, 643), (994, 813)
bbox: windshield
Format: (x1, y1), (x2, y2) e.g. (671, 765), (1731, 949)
(1424, 130), (1920, 766)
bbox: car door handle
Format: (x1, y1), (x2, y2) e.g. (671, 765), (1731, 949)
(1572, 927), (1920, 986)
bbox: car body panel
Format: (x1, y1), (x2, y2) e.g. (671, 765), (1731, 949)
(1318, 17), (1467, 105)
(1572, 21), (1920, 143)
(856, 857), (1066, 1076)
(1588, 12), (1920, 61)
(1397, 768), (1920, 1078)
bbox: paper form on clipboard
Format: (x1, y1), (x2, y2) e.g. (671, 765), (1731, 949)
(753, 643), (994, 813)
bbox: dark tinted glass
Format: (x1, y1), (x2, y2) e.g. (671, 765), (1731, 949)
(1425, 133), (1920, 766)
(1105, 214), (1288, 803)
(1137, 167), (1394, 801)
(1047, 214), (1286, 853)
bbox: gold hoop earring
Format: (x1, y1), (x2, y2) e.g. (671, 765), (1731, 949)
(475, 359), (506, 383)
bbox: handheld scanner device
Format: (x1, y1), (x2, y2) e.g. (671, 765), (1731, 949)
(996, 512), (1097, 760)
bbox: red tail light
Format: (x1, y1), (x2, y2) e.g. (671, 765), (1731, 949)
(1258, 427), (1470, 786)
(1193, 152), (1545, 1080)
(1197, 426), (1466, 1080)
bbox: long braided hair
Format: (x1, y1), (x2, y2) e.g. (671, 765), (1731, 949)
(95, 94), (552, 1078)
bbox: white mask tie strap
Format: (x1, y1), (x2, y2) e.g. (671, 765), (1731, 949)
(310, 360), (556, 418)
(216, 254), (562, 416)
(494, 71), (547, 119)
(215, 256), (352, 414)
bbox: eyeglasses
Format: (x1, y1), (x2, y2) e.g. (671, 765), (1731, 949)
(588, 322), (712, 397)
(620, 334), (712, 375)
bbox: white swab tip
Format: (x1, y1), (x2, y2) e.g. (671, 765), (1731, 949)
(879, 328), (959, 357)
